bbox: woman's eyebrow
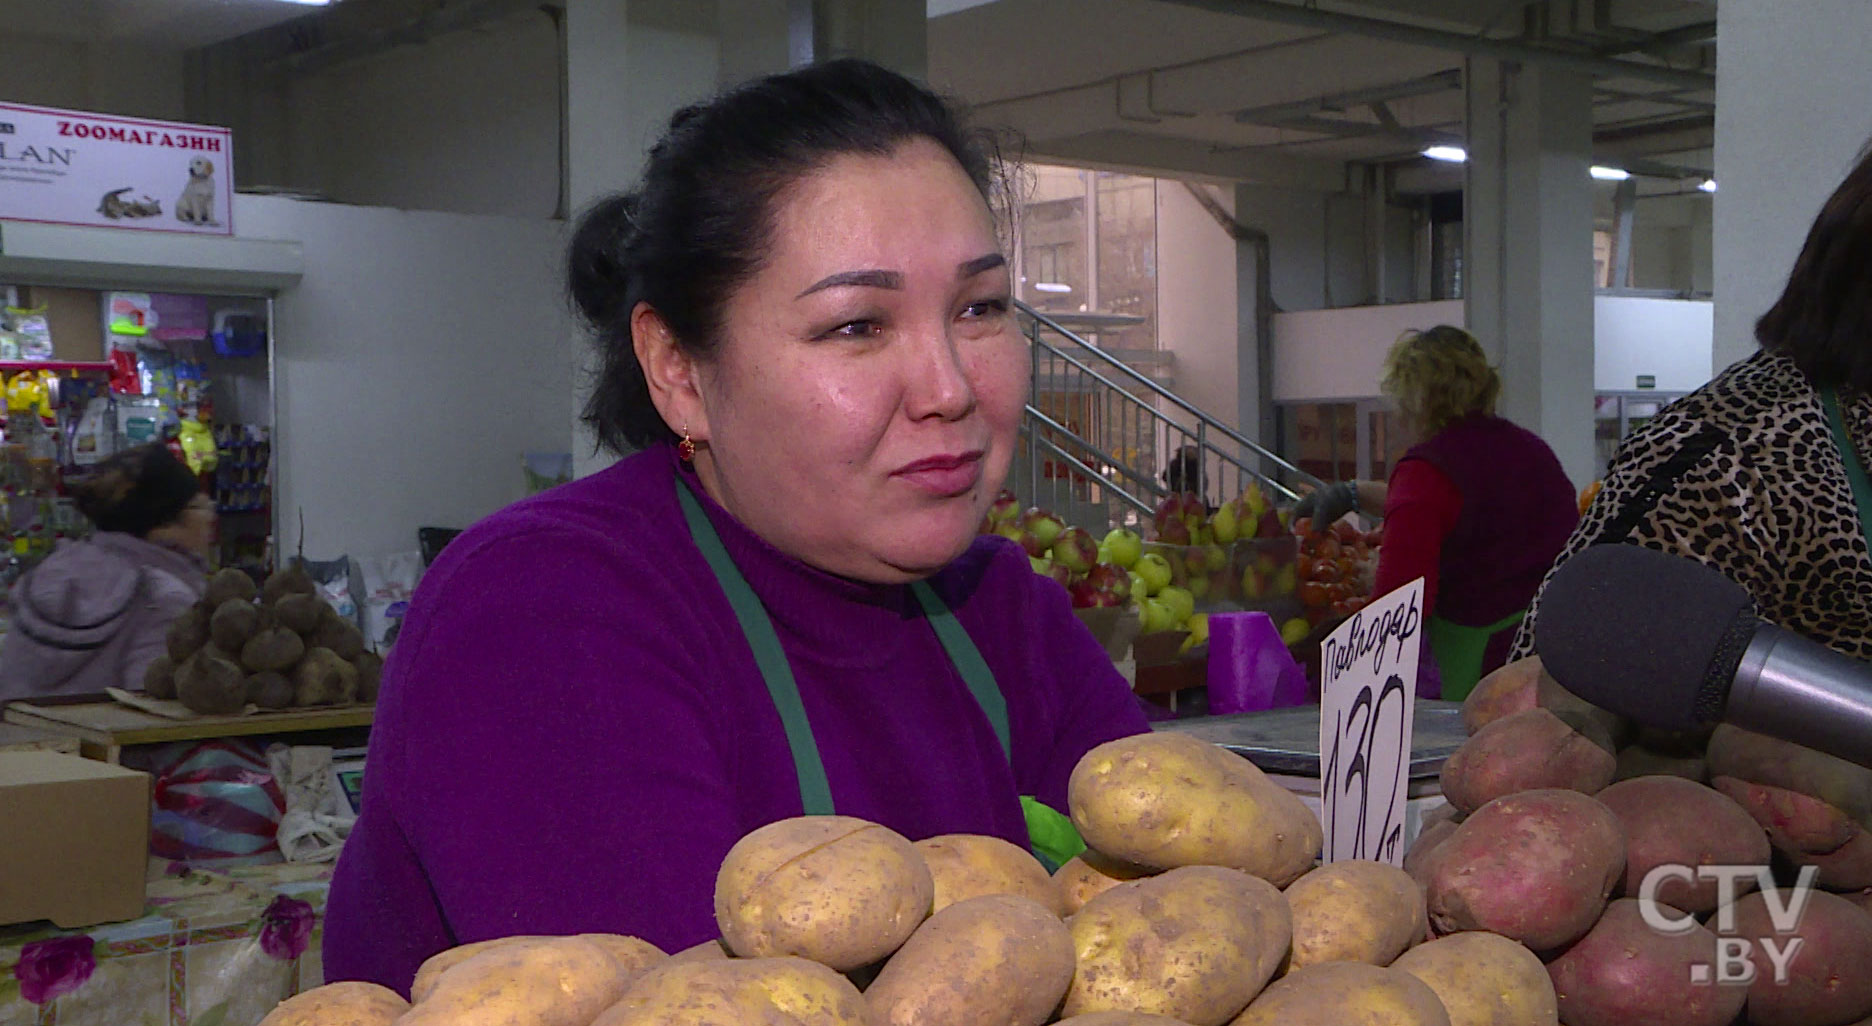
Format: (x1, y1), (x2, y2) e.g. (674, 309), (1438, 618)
(796, 269), (904, 298)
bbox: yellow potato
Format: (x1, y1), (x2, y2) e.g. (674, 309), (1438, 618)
(1390, 932), (1558, 1026)
(1055, 1016), (1197, 1026)
(258, 982), (408, 1026)
(410, 935), (550, 1004)
(670, 937), (733, 964)
(867, 895), (1075, 1026)
(915, 833), (1063, 915)
(1069, 733), (1322, 886)
(715, 815), (933, 971)
(1283, 860), (1426, 973)
(576, 933), (667, 977)
(1064, 865), (1292, 1026)
(398, 936), (637, 1026)
(1053, 850), (1156, 915)
(593, 956), (869, 1026)
(1231, 961), (1451, 1026)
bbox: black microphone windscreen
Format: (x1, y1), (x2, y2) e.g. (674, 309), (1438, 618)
(1534, 544), (1758, 731)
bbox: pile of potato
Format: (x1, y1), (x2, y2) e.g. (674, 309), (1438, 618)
(145, 564), (382, 715)
(260, 658), (1872, 1026)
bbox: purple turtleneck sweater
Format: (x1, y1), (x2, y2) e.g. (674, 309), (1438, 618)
(323, 445), (1149, 994)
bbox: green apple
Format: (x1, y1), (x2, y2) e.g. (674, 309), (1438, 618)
(1128, 571), (1148, 601)
(1157, 585), (1195, 626)
(1139, 596), (1177, 634)
(1280, 617), (1311, 645)
(1201, 543), (1228, 573)
(1186, 576), (1210, 601)
(1029, 555), (1055, 576)
(1100, 527), (1143, 569)
(1135, 553), (1174, 596)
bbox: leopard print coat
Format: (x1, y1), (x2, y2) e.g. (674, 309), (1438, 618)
(1512, 350), (1872, 662)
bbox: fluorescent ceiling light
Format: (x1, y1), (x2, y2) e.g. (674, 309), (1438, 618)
(1590, 166), (1632, 181)
(1422, 146), (1467, 164)
(1033, 282), (1072, 294)
(1699, 178), (1718, 193)
(270, 0), (332, 5)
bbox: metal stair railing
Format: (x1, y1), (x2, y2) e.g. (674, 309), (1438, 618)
(1015, 300), (1321, 534)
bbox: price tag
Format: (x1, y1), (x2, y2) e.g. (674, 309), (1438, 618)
(1318, 578), (1424, 865)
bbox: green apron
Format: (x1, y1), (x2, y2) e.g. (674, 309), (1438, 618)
(1820, 389), (1872, 553)
(1426, 608), (1525, 704)
(676, 478), (1084, 870)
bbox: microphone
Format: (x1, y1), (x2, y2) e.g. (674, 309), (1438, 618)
(1534, 544), (1872, 768)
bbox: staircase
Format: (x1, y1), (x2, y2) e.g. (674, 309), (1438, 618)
(1012, 301), (1321, 534)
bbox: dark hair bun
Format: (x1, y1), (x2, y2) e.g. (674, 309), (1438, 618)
(568, 193), (640, 338)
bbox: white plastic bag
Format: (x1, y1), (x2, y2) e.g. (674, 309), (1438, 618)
(357, 551), (423, 652)
(265, 744), (355, 863)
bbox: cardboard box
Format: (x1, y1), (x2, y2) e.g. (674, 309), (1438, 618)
(16, 286), (106, 362)
(0, 752), (149, 928)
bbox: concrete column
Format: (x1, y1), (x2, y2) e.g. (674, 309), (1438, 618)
(1463, 58), (1597, 487)
(1714, 0), (1872, 373)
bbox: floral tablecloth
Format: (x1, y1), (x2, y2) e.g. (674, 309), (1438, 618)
(0, 859), (332, 1026)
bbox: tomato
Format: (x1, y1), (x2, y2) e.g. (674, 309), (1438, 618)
(1300, 582), (1331, 608)
(1316, 537), (1342, 561)
(1309, 559), (1341, 584)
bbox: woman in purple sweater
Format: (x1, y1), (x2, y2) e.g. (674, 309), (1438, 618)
(323, 60), (1150, 994)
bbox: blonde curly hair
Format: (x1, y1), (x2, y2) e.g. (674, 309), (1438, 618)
(1381, 325), (1500, 437)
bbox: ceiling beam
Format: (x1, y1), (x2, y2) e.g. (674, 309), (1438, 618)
(1596, 20), (1717, 57)
(1153, 0), (1714, 91)
(1230, 68), (1460, 123)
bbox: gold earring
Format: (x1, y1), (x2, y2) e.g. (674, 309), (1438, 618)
(677, 428), (697, 462)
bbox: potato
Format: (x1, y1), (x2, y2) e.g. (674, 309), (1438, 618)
(1718, 888), (1872, 1026)
(1283, 859), (1425, 973)
(206, 567), (259, 609)
(262, 563), (317, 606)
(1596, 775), (1769, 914)
(1063, 865), (1290, 1026)
(294, 647), (358, 706)
(593, 956), (869, 1026)
(1054, 850), (1155, 915)
(241, 627), (306, 674)
(353, 650), (384, 703)
(912, 833), (1061, 916)
(1439, 709), (1616, 814)
(410, 935), (551, 1003)
(1424, 789), (1624, 951)
(400, 935), (638, 1026)
(1231, 961), (1451, 1026)
(715, 815), (932, 971)
(867, 895), (1074, 1026)
(1546, 899), (1745, 1026)
(209, 598), (263, 652)
(1613, 744), (1707, 783)
(1463, 656), (1541, 735)
(1405, 816), (1461, 888)
(176, 649), (247, 715)
(1391, 931), (1557, 1026)
(1069, 733), (1321, 886)
(166, 603), (210, 662)
(143, 653), (177, 699)
(272, 593), (325, 635)
(1706, 725), (1872, 827)
(257, 981), (408, 1026)
(1712, 774), (1860, 859)
(1535, 669), (1630, 748)
(312, 615), (367, 661)
(1055, 1016), (1193, 1026)
(248, 671), (295, 710)
(669, 937), (733, 964)
(1790, 825), (1872, 891)
(578, 932), (667, 977)
(1632, 725), (1715, 757)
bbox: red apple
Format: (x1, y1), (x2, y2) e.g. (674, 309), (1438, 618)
(1019, 508), (1066, 549)
(1156, 517), (1192, 545)
(988, 489), (1021, 526)
(1082, 562), (1132, 604)
(1050, 526), (1098, 574)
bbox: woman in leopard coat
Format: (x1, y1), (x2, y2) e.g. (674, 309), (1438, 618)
(1515, 143), (1872, 662)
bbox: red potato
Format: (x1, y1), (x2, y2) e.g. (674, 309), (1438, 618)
(1423, 789), (1625, 951)
(1613, 745), (1708, 784)
(1785, 825), (1872, 892)
(1405, 806), (1463, 888)
(1439, 709), (1616, 815)
(1717, 888), (1872, 1026)
(1713, 776), (1859, 855)
(1463, 657), (1542, 735)
(1596, 776), (1770, 915)
(1546, 899), (1746, 1026)
(1706, 726), (1872, 827)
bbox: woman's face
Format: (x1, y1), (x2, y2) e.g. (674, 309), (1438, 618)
(149, 495), (217, 559)
(689, 138), (1027, 583)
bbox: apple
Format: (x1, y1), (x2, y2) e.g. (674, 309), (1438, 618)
(1155, 516), (1192, 545)
(1135, 553), (1174, 596)
(1201, 543), (1228, 573)
(1019, 508), (1066, 549)
(988, 489), (1021, 526)
(1186, 576), (1210, 602)
(1138, 596), (1177, 634)
(1127, 571), (1148, 601)
(1178, 612), (1211, 655)
(1280, 617), (1311, 645)
(1050, 526), (1098, 574)
(1211, 499), (1241, 544)
(1157, 585), (1195, 626)
(1083, 562), (1132, 603)
(1254, 509), (1286, 539)
(1101, 527), (1142, 569)
(1018, 531), (1050, 559)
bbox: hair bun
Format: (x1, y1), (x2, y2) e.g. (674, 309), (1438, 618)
(567, 192), (642, 333)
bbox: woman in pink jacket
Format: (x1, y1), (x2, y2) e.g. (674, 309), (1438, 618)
(0, 445), (215, 701)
